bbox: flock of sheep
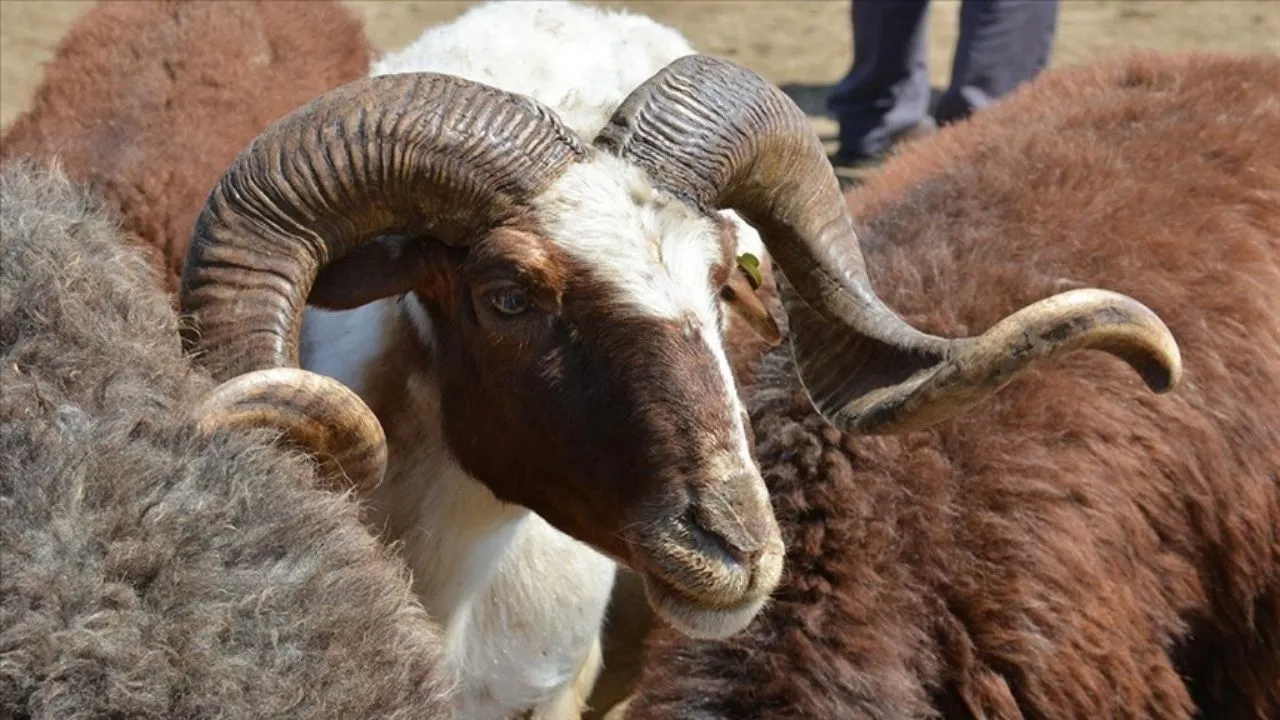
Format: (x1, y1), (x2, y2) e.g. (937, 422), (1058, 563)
(1, 1), (1276, 719)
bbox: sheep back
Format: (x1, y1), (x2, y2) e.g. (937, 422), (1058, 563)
(0, 162), (451, 719)
(0, 0), (371, 296)
(625, 51), (1280, 720)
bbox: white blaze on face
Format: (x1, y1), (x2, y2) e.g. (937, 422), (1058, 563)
(530, 153), (759, 470)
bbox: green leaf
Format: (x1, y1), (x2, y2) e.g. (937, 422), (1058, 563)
(736, 252), (763, 290)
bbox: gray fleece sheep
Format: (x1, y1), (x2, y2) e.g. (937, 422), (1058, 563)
(0, 162), (452, 719)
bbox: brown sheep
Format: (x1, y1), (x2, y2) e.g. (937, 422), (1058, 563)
(0, 160), (453, 719)
(0, 0), (371, 295)
(619, 51), (1280, 720)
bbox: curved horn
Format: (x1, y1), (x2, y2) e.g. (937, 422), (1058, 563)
(191, 368), (387, 493)
(781, 282), (1180, 433)
(179, 72), (586, 484)
(181, 72), (586, 377)
(594, 55), (1181, 433)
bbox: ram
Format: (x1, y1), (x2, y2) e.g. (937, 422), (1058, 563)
(0, 161), (451, 719)
(0, 0), (371, 295)
(618, 51), (1280, 720)
(176, 3), (1183, 719)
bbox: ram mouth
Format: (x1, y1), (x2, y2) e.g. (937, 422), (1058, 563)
(637, 566), (774, 640)
(628, 538), (784, 640)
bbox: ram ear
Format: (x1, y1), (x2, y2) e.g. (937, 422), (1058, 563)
(720, 253), (782, 346)
(307, 235), (431, 310)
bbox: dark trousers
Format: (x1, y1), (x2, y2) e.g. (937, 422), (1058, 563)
(828, 0), (1059, 157)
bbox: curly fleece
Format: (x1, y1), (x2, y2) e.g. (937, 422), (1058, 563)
(625, 51), (1280, 720)
(0, 0), (371, 296)
(0, 163), (452, 720)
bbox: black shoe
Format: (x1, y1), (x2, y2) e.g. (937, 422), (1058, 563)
(828, 146), (887, 170)
(829, 118), (939, 170)
(835, 173), (861, 191)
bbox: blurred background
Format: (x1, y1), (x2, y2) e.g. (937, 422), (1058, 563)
(4, 1), (1278, 136)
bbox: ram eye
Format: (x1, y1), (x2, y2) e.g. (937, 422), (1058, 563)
(488, 286), (531, 316)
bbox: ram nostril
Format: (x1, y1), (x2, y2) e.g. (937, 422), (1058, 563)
(682, 506), (758, 567)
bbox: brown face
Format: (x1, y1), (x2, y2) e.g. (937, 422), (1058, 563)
(401, 205), (785, 638)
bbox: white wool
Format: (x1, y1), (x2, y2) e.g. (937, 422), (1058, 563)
(371, 0), (697, 139)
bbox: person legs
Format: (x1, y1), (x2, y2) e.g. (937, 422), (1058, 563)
(933, 0), (1060, 125)
(826, 0), (934, 162)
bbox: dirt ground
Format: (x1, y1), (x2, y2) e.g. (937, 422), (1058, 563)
(2, 1), (1277, 718)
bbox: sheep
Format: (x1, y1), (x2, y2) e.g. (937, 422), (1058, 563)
(615, 50), (1280, 720)
(206, 4), (776, 716)
(0, 160), (454, 719)
(175, 4), (1182, 720)
(0, 0), (372, 296)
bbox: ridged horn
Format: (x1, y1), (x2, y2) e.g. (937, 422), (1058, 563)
(191, 368), (387, 493)
(595, 54), (1180, 433)
(180, 72), (587, 488)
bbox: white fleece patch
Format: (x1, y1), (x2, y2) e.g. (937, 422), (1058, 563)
(370, 0), (696, 140)
(531, 154), (725, 321)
